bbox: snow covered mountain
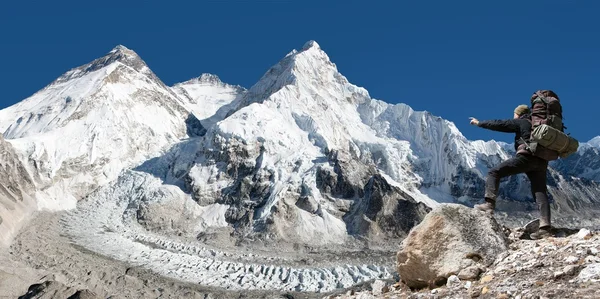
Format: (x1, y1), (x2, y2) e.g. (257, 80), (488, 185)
(0, 45), (206, 212)
(65, 41), (600, 251)
(2, 40), (600, 291)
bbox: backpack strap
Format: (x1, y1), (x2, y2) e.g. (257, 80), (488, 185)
(520, 117), (533, 150)
(535, 91), (548, 104)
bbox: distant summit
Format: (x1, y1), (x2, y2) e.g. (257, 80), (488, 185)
(52, 44), (155, 85)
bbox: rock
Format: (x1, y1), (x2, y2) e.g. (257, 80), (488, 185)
(389, 283), (403, 292)
(464, 281), (472, 289)
(18, 280), (99, 299)
(446, 275), (461, 287)
(458, 266), (482, 280)
(371, 280), (388, 296)
(577, 263), (600, 282)
(585, 255), (600, 264)
(295, 196), (320, 214)
(470, 286), (482, 297)
(69, 290), (100, 299)
(480, 275), (494, 283)
(563, 265), (580, 276)
(565, 256), (579, 264)
(577, 228), (592, 240)
(587, 247), (599, 256)
(482, 286), (489, 295)
(349, 174), (431, 241)
(396, 204), (509, 289)
(493, 266), (509, 274)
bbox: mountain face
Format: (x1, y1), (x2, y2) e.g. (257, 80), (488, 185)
(552, 144), (600, 182)
(0, 41), (599, 266)
(171, 73), (246, 128)
(0, 133), (36, 247)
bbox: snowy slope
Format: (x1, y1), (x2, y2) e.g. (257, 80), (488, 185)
(171, 73), (246, 127)
(0, 45), (201, 210)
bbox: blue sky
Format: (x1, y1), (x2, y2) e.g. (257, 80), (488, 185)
(1, 0), (598, 143)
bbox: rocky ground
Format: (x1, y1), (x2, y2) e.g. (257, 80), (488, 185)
(3, 206), (600, 299)
(327, 227), (600, 299)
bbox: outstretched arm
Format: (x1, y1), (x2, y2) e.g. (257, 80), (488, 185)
(470, 117), (520, 133)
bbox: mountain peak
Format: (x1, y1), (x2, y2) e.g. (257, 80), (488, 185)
(109, 44), (132, 53)
(106, 44), (142, 62)
(92, 44), (145, 72)
(239, 40), (350, 107)
(194, 73), (223, 84)
(302, 40), (321, 51)
(53, 45), (152, 85)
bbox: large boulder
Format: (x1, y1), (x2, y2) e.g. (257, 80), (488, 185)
(396, 203), (509, 289)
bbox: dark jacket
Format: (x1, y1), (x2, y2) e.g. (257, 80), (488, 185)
(477, 113), (532, 153)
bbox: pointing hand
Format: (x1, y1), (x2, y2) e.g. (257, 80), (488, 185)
(469, 117), (479, 126)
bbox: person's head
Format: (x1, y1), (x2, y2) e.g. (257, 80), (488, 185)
(514, 104), (530, 119)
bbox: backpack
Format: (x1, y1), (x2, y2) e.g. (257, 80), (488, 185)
(525, 90), (579, 160)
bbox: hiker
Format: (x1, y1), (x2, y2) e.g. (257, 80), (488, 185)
(469, 103), (552, 239)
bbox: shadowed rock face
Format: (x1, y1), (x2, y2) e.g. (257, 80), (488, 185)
(396, 204), (509, 289)
(344, 174), (431, 242)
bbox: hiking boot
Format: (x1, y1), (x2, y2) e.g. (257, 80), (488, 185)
(474, 200), (495, 213)
(530, 226), (553, 240)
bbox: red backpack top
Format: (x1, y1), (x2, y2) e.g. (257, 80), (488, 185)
(530, 90), (564, 132)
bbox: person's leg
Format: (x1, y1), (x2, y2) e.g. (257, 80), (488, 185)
(527, 170), (551, 227)
(527, 167), (553, 239)
(476, 155), (531, 212)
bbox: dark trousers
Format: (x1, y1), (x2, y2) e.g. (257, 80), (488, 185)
(485, 154), (551, 227)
